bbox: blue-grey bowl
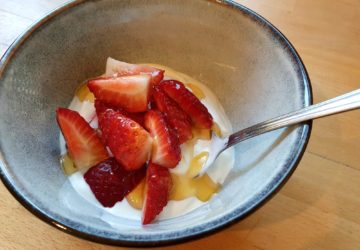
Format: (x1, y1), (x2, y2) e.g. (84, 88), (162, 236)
(0, 0), (312, 247)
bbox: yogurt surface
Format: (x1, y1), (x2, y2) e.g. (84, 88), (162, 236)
(59, 61), (235, 224)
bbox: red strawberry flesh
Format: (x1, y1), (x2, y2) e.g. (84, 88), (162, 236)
(94, 99), (145, 127)
(153, 86), (193, 144)
(142, 162), (172, 225)
(98, 109), (152, 170)
(56, 108), (108, 169)
(144, 110), (181, 168)
(84, 158), (146, 207)
(159, 80), (213, 129)
(105, 58), (164, 85)
(88, 75), (151, 112)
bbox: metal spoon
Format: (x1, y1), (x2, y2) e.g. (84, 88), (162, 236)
(196, 89), (360, 178)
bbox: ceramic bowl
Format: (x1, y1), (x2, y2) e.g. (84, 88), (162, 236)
(0, 0), (312, 247)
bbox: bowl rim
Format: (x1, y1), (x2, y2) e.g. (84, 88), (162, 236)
(0, 0), (313, 247)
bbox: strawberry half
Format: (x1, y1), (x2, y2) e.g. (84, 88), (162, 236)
(159, 80), (213, 129)
(88, 75), (151, 112)
(105, 57), (164, 85)
(94, 99), (145, 127)
(56, 108), (108, 169)
(142, 162), (172, 225)
(99, 109), (152, 170)
(153, 86), (193, 144)
(144, 110), (181, 168)
(84, 158), (146, 207)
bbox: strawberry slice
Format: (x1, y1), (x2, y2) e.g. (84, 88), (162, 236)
(144, 110), (181, 168)
(159, 80), (213, 129)
(153, 86), (193, 144)
(142, 162), (172, 225)
(88, 75), (151, 113)
(84, 158), (146, 207)
(56, 108), (108, 169)
(99, 109), (152, 170)
(105, 57), (164, 85)
(94, 99), (145, 127)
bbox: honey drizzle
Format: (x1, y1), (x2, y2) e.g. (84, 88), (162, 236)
(212, 122), (222, 137)
(126, 178), (146, 210)
(169, 150), (219, 202)
(75, 81), (95, 102)
(185, 83), (205, 100)
(192, 127), (211, 140)
(186, 152), (209, 178)
(170, 173), (219, 202)
(60, 153), (77, 176)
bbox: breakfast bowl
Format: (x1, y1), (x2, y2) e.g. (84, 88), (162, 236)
(0, 0), (311, 247)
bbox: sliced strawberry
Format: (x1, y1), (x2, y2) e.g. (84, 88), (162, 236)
(99, 109), (152, 170)
(94, 99), (110, 122)
(153, 86), (193, 144)
(144, 110), (181, 168)
(88, 75), (151, 112)
(56, 108), (108, 169)
(94, 100), (113, 144)
(94, 99), (145, 127)
(142, 162), (172, 225)
(105, 57), (164, 85)
(84, 158), (146, 207)
(159, 80), (213, 129)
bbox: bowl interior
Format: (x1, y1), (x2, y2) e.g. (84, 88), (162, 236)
(0, 0), (310, 246)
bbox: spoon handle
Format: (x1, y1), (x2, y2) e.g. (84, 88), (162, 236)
(226, 88), (360, 148)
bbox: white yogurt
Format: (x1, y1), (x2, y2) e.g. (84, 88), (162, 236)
(59, 59), (235, 224)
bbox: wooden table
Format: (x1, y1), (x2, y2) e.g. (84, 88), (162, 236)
(0, 0), (359, 249)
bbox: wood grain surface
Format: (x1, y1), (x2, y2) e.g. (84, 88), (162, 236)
(0, 0), (359, 249)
